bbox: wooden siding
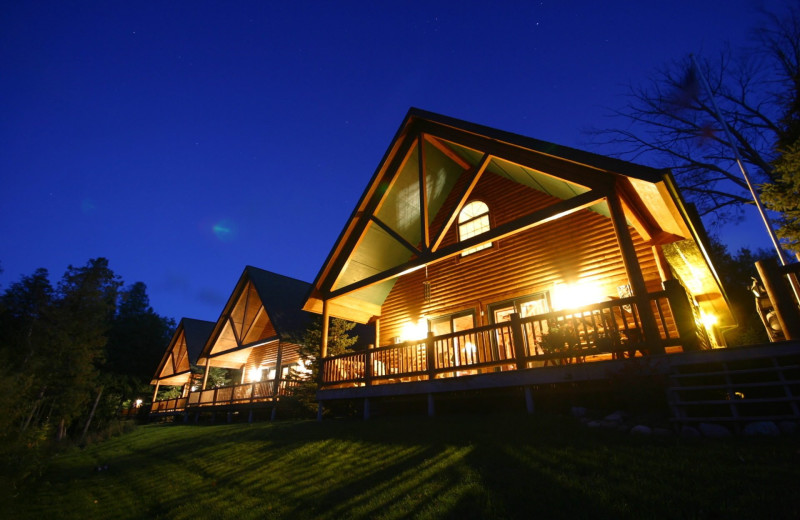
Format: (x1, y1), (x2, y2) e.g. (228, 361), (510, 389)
(379, 170), (666, 345)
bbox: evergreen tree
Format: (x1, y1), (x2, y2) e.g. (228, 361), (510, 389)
(106, 282), (175, 408)
(290, 317), (358, 415)
(762, 139), (800, 253)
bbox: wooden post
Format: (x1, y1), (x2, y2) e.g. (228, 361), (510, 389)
(240, 364), (247, 384)
(509, 313), (527, 370)
(524, 386), (534, 414)
(317, 401), (324, 421)
(425, 331), (436, 379)
(151, 381), (161, 404)
(364, 348), (373, 386)
(663, 279), (700, 351)
(363, 397), (371, 420)
(374, 317), (381, 349)
(273, 343), (284, 397)
(427, 393), (435, 417)
(756, 259), (800, 340)
(321, 300), (330, 359)
(202, 358), (211, 390)
(607, 188), (663, 353)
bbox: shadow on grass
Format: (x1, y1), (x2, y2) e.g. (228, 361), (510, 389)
(6, 414), (800, 519)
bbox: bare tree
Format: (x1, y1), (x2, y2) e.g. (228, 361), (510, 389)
(591, 7), (799, 232)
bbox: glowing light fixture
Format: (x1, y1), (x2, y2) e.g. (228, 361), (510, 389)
(134, 399), (143, 408)
(552, 281), (605, 310)
(248, 367), (263, 383)
(700, 312), (717, 328)
(400, 318), (428, 342)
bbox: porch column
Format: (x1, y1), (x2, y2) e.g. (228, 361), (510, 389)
(240, 364), (247, 384)
(663, 279), (700, 351)
(607, 188), (663, 353)
(272, 342), (284, 397)
(321, 300), (330, 359)
(652, 245), (673, 283)
(756, 259), (800, 340)
(151, 381), (160, 403)
(181, 383), (189, 398)
(374, 317), (380, 349)
(202, 358), (211, 390)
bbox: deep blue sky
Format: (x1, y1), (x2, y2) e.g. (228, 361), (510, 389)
(1, 1), (787, 322)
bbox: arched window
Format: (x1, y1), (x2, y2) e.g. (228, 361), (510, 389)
(458, 201), (491, 256)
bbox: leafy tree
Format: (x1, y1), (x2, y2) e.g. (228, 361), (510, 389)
(47, 258), (121, 440)
(592, 6), (799, 232)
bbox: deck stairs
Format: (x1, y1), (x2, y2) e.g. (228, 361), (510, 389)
(666, 343), (800, 431)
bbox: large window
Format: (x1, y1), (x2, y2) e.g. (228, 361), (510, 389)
(429, 311), (476, 368)
(458, 200), (491, 256)
(490, 293), (551, 358)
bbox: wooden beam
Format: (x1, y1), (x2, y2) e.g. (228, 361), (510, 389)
(607, 185), (663, 353)
(418, 134), (430, 251)
(151, 381), (160, 403)
(240, 301), (266, 346)
(321, 134), (419, 294)
(327, 190), (603, 299)
(202, 358), (210, 390)
(321, 300), (330, 359)
(431, 153), (491, 252)
(272, 341), (284, 396)
(423, 133), (471, 170)
(369, 215), (420, 255)
(418, 119), (612, 191)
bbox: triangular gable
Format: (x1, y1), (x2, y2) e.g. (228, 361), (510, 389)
(150, 318), (214, 386)
(198, 267), (312, 367)
(303, 108), (729, 325)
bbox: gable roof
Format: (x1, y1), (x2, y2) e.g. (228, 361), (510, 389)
(302, 108), (731, 326)
(197, 266), (313, 366)
(150, 317), (215, 386)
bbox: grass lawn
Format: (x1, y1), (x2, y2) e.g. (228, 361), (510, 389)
(3, 413), (799, 519)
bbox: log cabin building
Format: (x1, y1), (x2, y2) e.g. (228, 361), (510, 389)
(149, 317), (215, 415)
(150, 267), (314, 418)
(302, 109), (734, 415)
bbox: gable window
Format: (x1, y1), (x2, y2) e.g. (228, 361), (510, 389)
(458, 201), (491, 256)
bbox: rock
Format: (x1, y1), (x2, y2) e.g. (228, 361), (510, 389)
(630, 425), (652, 435)
(604, 411), (627, 423)
(652, 427), (673, 437)
(571, 406), (588, 418)
(587, 420), (603, 428)
(680, 425), (701, 438)
(778, 421), (798, 435)
(698, 422), (732, 438)
(743, 421), (780, 437)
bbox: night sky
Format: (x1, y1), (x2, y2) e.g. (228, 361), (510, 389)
(1, 1), (788, 323)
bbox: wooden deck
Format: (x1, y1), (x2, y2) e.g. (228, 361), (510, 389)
(149, 378), (297, 416)
(319, 291), (692, 392)
(318, 340), (800, 425)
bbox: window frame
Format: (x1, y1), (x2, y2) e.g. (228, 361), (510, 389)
(457, 200), (492, 256)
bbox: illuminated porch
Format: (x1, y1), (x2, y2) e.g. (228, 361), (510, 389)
(320, 288), (696, 391)
(304, 109), (733, 410)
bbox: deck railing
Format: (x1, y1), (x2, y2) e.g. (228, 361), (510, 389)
(150, 378), (297, 414)
(321, 290), (697, 387)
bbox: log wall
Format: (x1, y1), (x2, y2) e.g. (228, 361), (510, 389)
(379, 170), (664, 345)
